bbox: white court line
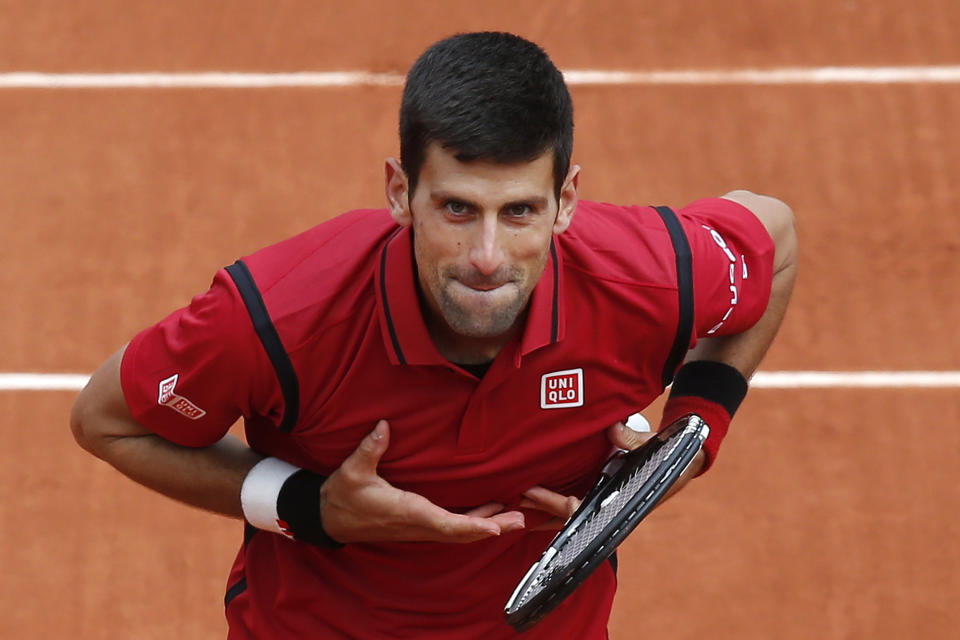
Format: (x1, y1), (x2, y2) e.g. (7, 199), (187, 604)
(2, 371), (959, 391)
(4, 66), (960, 88)
(564, 67), (960, 85)
(751, 371), (960, 388)
(0, 71), (405, 88)
(1, 374), (92, 390)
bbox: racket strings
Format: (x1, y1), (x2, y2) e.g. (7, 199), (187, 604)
(513, 434), (684, 607)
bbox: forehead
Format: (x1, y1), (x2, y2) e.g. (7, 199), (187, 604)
(416, 143), (555, 202)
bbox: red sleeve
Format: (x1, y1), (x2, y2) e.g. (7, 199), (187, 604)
(678, 197), (776, 341)
(119, 269), (282, 447)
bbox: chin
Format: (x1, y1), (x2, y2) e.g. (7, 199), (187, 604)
(450, 318), (513, 339)
(443, 308), (521, 339)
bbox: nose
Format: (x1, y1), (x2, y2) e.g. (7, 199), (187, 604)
(468, 214), (506, 276)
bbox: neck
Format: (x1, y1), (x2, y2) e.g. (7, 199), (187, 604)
(424, 313), (521, 364)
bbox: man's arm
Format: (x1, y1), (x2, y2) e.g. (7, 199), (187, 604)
(660, 189), (798, 477)
(71, 346), (523, 541)
(70, 346), (263, 517)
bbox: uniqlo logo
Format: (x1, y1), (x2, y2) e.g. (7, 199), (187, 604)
(157, 374), (207, 420)
(158, 375), (178, 404)
(540, 368), (584, 409)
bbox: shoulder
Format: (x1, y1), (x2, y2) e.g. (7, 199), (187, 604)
(233, 209), (398, 342)
(242, 209), (395, 288)
(677, 196), (777, 261)
(557, 196), (777, 294)
(559, 200), (680, 286)
(678, 195), (781, 241)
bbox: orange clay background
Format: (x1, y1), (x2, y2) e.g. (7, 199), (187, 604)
(2, 2), (959, 638)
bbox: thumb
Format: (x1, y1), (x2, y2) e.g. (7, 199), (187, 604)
(345, 419), (390, 473)
(607, 416), (655, 451)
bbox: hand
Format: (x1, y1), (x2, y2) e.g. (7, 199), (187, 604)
(520, 417), (658, 530)
(320, 420), (525, 543)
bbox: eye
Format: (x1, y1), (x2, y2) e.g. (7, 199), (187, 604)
(445, 201), (469, 215)
(506, 203), (533, 217)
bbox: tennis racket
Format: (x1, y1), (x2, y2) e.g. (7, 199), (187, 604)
(503, 414), (709, 632)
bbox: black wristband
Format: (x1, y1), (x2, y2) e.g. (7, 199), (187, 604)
(276, 469), (345, 549)
(669, 361), (749, 418)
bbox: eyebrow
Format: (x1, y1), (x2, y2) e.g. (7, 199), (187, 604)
(504, 196), (549, 209)
(430, 191), (549, 209)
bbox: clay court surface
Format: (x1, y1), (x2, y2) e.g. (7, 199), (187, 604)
(2, 2), (958, 638)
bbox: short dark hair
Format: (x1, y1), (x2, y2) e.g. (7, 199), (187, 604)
(400, 32), (574, 198)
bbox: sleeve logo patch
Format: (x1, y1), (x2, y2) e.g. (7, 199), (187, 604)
(541, 368), (584, 409)
(157, 374), (207, 420)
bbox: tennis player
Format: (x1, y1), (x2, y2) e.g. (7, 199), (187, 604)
(71, 31), (797, 639)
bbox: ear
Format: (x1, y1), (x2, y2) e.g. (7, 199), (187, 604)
(553, 164), (580, 234)
(385, 158), (412, 227)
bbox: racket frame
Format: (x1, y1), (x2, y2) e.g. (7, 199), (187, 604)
(504, 414), (709, 632)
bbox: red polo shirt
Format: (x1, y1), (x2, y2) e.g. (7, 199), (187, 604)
(120, 198), (774, 639)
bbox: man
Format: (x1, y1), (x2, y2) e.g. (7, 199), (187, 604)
(71, 32), (797, 639)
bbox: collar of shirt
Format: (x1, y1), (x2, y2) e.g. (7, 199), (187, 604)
(374, 225), (566, 367)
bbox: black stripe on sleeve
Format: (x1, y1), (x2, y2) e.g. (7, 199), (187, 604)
(652, 206), (694, 388)
(225, 260), (300, 432)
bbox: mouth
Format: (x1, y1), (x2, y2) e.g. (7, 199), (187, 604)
(450, 279), (513, 298)
(452, 275), (512, 291)
(463, 282), (505, 292)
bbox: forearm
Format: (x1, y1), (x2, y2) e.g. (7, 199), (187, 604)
(71, 347), (262, 519)
(666, 278), (791, 479)
(92, 430), (262, 518)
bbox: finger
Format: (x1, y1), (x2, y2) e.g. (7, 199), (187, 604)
(488, 510), (525, 533)
(607, 417), (656, 451)
(464, 502), (506, 518)
(521, 486), (577, 519)
(528, 501), (579, 531)
(420, 504), (524, 541)
(430, 513), (504, 542)
(341, 420), (390, 475)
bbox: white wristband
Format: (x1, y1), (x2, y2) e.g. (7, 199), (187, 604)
(240, 457), (301, 537)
